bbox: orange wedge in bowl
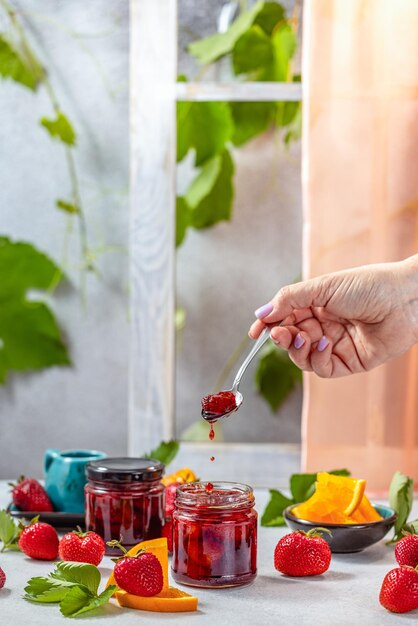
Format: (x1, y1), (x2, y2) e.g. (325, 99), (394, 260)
(106, 536), (198, 613)
(292, 472), (382, 524)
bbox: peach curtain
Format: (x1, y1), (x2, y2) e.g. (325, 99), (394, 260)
(301, 0), (418, 492)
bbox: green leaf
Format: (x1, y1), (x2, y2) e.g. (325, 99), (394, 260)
(289, 473), (317, 504)
(389, 471), (413, 540)
(176, 197), (191, 247)
(50, 562), (100, 596)
(0, 509), (19, 550)
(255, 343), (302, 412)
(0, 34), (39, 90)
(329, 468), (351, 477)
(261, 489), (293, 527)
(186, 150), (234, 229)
(188, 0), (264, 64)
(0, 237), (70, 383)
(253, 2), (286, 35)
(232, 26), (274, 76)
(56, 199), (80, 214)
(24, 578), (73, 603)
(40, 112), (76, 146)
(405, 519), (418, 535)
(177, 100), (233, 166)
(261, 23), (297, 81)
(230, 101), (277, 146)
(145, 440), (180, 466)
(60, 585), (117, 618)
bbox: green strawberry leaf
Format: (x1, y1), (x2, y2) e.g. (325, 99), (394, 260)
(261, 489), (293, 527)
(59, 585), (117, 618)
(56, 199), (80, 214)
(255, 343), (302, 412)
(145, 440), (180, 466)
(50, 562), (100, 596)
(0, 509), (20, 551)
(0, 34), (40, 90)
(188, 0), (264, 64)
(389, 471), (413, 541)
(329, 468), (351, 477)
(24, 577), (74, 603)
(40, 111), (76, 146)
(177, 100), (233, 166)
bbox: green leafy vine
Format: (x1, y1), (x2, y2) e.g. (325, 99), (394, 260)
(177, 1), (302, 418)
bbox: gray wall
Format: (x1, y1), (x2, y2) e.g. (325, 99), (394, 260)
(0, 0), (129, 478)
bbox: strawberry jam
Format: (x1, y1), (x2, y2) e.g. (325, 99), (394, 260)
(201, 391), (237, 420)
(172, 482), (257, 588)
(85, 458), (165, 555)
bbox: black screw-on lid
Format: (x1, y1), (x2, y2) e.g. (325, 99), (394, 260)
(86, 457), (164, 482)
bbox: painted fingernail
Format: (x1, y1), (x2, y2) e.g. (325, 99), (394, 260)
(294, 333), (305, 349)
(254, 302), (273, 319)
(317, 336), (329, 352)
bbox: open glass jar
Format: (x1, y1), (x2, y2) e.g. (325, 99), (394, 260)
(85, 457), (165, 555)
(172, 481), (257, 588)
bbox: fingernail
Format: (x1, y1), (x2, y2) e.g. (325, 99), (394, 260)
(294, 333), (305, 349)
(317, 336), (329, 352)
(269, 331), (279, 345)
(254, 302), (273, 319)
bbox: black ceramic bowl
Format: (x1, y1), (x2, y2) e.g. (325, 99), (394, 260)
(283, 503), (396, 553)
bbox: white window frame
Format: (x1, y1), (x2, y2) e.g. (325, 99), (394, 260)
(129, 0), (302, 488)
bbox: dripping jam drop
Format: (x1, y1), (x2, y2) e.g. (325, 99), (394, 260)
(209, 425), (215, 441)
(205, 482), (214, 494)
(210, 456), (215, 462)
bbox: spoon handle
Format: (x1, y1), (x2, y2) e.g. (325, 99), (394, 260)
(232, 327), (271, 391)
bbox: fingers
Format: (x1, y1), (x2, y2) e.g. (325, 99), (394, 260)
(254, 277), (331, 325)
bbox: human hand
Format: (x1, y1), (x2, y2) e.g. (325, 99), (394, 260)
(249, 256), (418, 378)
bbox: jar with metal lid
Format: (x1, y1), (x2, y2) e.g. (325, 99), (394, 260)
(85, 457), (165, 555)
(172, 481), (257, 588)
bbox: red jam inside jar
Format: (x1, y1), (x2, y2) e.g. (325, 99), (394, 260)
(172, 481), (257, 588)
(85, 457), (165, 555)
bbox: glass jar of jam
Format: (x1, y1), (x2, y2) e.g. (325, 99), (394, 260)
(85, 457), (165, 555)
(172, 481), (257, 588)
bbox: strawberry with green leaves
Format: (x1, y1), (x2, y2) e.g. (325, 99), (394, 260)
(395, 534), (418, 568)
(108, 540), (163, 596)
(380, 566), (418, 613)
(19, 519), (59, 560)
(59, 528), (105, 566)
(274, 529), (332, 577)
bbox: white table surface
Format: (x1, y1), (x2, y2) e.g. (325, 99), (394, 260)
(0, 482), (413, 625)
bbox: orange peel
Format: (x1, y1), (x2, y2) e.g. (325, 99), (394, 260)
(115, 588), (198, 613)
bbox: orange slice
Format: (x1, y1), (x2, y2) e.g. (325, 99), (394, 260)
(292, 472), (382, 524)
(115, 588), (198, 613)
(106, 537), (168, 593)
(161, 467), (197, 486)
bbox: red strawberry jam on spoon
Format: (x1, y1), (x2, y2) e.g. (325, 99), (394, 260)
(201, 327), (270, 423)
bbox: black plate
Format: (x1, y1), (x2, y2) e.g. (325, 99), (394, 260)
(9, 510), (85, 530)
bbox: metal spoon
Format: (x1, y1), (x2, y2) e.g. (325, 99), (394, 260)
(201, 327), (271, 422)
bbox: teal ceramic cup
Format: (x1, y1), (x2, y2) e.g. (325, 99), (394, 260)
(44, 449), (107, 513)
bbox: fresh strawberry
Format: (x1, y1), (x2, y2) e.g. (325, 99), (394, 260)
(395, 534), (418, 568)
(10, 477), (53, 512)
(380, 566), (418, 613)
(18, 521), (59, 560)
(59, 528), (105, 566)
(0, 567), (5, 589)
(274, 529), (331, 576)
(114, 550), (163, 596)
